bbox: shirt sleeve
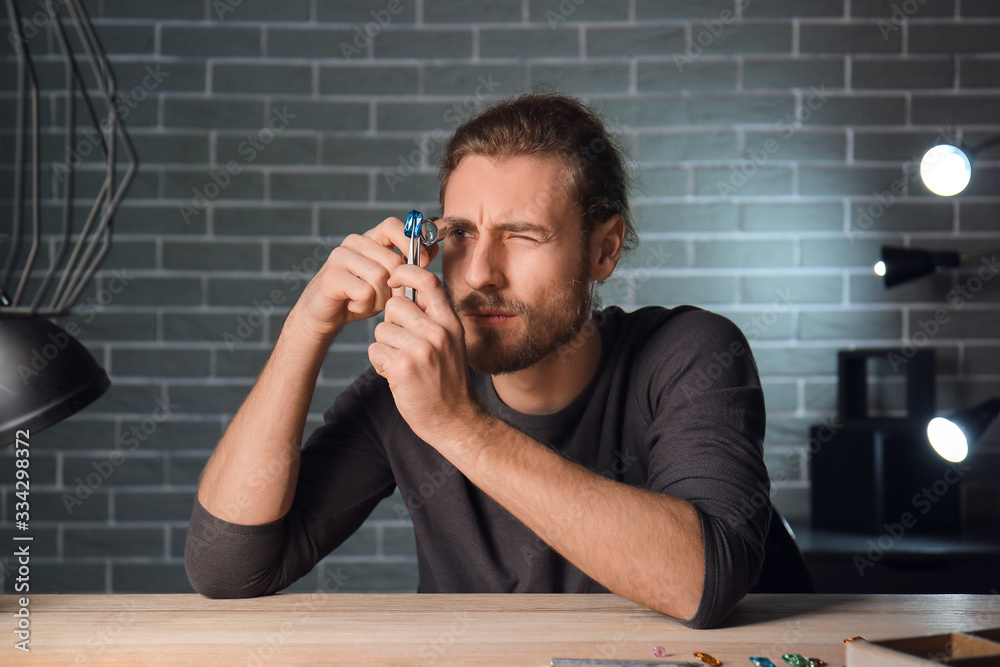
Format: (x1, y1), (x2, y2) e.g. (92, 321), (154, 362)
(184, 366), (397, 598)
(637, 308), (769, 629)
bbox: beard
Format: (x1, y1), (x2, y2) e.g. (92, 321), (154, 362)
(447, 264), (594, 376)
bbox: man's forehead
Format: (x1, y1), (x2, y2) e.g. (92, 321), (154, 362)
(442, 154), (580, 226)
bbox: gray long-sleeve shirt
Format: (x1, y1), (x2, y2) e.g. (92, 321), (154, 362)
(184, 305), (769, 629)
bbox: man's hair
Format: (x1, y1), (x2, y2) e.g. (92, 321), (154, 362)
(438, 92), (638, 255)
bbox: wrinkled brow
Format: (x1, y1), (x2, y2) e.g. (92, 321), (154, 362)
(443, 216), (551, 236)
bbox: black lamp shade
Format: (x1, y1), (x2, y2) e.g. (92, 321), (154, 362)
(880, 246), (961, 288)
(0, 317), (110, 445)
(945, 398), (1000, 446)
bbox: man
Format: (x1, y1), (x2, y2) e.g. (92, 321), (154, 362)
(185, 92), (769, 629)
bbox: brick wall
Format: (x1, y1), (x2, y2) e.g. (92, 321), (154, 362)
(1, 0), (998, 594)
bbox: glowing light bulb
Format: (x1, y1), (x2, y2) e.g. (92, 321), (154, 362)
(920, 144), (972, 197)
(874, 261), (886, 277)
(927, 417), (969, 463)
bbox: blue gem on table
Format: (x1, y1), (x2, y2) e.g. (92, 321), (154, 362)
(749, 658), (776, 667)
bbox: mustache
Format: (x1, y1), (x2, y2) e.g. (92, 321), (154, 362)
(453, 290), (530, 317)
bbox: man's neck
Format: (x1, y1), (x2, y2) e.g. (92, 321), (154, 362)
(490, 319), (603, 416)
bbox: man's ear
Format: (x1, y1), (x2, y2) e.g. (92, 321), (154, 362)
(589, 213), (625, 282)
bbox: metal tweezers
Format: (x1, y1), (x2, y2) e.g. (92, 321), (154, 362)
(403, 210), (439, 301)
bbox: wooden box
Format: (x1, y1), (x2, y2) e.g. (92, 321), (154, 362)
(847, 629), (1000, 666)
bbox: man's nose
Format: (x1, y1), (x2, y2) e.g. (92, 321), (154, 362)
(464, 236), (506, 291)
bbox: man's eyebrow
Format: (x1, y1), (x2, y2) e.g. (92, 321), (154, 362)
(442, 216), (552, 235)
(442, 217), (475, 231)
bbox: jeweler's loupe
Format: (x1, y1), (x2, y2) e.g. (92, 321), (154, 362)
(403, 210), (439, 301)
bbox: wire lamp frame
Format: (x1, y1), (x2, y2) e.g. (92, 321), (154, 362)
(2, 0), (138, 317)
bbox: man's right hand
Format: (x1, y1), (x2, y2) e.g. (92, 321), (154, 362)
(291, 217), (442, 341)
(194, 215), (440, 526)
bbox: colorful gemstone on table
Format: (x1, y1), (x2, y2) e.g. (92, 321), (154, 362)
(809, 660), (826, 667)
(782, 655), (810, 667)
(749, 658), (776, 667)
(695, 652), (721, 665)
(653, 646), (667, 658)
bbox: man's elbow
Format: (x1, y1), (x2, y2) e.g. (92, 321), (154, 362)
(184, 534), (275, 600)
(658, 588), (733, 630)
(675, 592), (703, 626)
(185, 558), (272, 600)
(640, 576), (704, 626)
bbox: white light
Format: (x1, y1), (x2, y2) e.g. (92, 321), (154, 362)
(920, 144), (972, 197)
(927, 417), (969, 463)
(874, 261), (886, 277)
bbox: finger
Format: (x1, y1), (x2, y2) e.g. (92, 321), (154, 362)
(337, 273), (379, 315)
(373, 318), (418, 352)
(340, 232), (405, 274)
(367, 341), (390, 377)
(364, 216), (417, 259)
(382, 292), (426, 329)
(365, 216), (445, 269)
(324, 249), (396, 313)
(388, 264), (456, 323)
(422, 238), (442, 267)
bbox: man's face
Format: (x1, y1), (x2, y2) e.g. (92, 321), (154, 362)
(440, 154), (594, 375)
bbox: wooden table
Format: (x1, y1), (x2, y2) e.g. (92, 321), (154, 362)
(2, 594), (998, 666)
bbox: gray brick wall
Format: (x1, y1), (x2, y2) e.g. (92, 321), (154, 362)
(1, 0), (998, 594)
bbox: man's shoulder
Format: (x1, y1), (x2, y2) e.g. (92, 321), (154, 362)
(600, 304), (743, 350)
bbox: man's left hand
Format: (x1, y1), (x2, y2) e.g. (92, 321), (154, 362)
(368, 263), (484, 449)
